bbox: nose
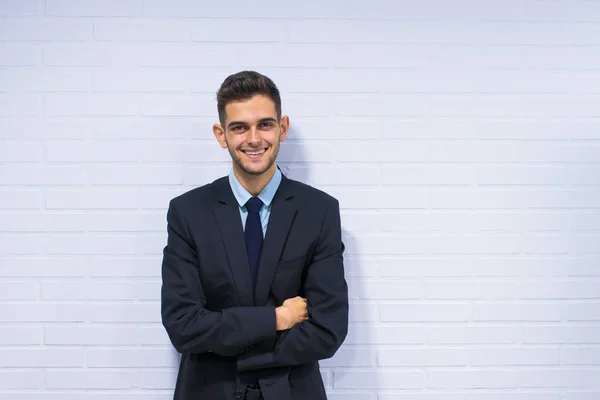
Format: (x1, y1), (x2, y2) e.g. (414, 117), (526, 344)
(246, 126), (260, 145)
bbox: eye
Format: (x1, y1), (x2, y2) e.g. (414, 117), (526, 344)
(231, 125), (245, 132)
(259, 122), (275, 129)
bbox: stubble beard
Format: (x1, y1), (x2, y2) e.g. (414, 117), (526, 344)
(227, 141), (279, 177)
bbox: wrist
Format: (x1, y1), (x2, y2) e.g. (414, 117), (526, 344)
(275, 306), (284, 331)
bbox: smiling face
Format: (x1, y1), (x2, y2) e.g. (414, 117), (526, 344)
(213, 94), (289, 179)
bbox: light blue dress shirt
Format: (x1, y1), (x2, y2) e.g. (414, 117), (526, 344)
(228, 167), (282, 238)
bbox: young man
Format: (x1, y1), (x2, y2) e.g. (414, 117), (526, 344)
(161, 71), (349, 400)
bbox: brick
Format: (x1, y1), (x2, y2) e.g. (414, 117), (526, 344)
(381, 303), (471, 322)
(348, 303), (378, 322)
(570, 167), (600, 185)
(88, 257), (162, 277)
(0, 189), (42, 209)
(350, 280), (422, 300)
(565, 392), (600, 400)
(0, 43), (40, 65)
(469, 394), (561, 400)
(0, 213), (86, 232)
(568, 303), (600, 321)
(0, 0), (38, 16)
(0, 281), (39, 300)
(0, 326), (42, 345)
(0, 141), (42, 161)
(46, 188), (138, 209)
(87, 212), (164, 232)
(470, 347), (559, 366)
(517, 369), (600, 388)
(377, 258), (472, 277)
(345, 325), (424, 345)
(0, 303), (86, 322)
(321, 348), (373, 367)
(0, 19), (91, 40)
(7, 395), (172, 400)
(138, 369), (178, 390)
(87, 348), (177, 367)
(382, 166), (475, 185)
(192, 19), (285, 42)
(474, 258), (600, 277)
(0, 348), (85, 367)
(519, 280), (600, 299)
(426, 326), (517, 345)
(562, 347), (600, 365)
(0, 166), (86, 185)
(46, 369), (137, 389)
(45, 94), (139, 116)
(46, 235), (138, 255)
(46, 0), (142, 16)
(95, 20), (190, 41)
(41, 281), (136, 301)
(474, 303), (562, 322)
(91, 166), (182, 185)
(140, 94), (214, 116)
(0, 118), (93, 139)
(379, 348), (468, 367)
(0, 257), (86, 277)
(90, 303), (161, 323)
(334, 371), (425, 390)
(143, 0), (287, 18)
(0, 370), (44, 389)
(426, 280), (517, 300)
(0, 68), (91, 92)
(92, 118), (202, 139)
(288, 165), (380, 186)
(183, 165), (246, 186)
(0, 234), (44, 255)
(327, 394), (374, 400)
(429, 370), (516, 389)
(0, 94), (40, 116)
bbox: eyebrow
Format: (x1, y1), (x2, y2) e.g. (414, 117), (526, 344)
(227, 117), (277, 129)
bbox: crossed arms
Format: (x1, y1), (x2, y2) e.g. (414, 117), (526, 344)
(160, 198), (349, 371)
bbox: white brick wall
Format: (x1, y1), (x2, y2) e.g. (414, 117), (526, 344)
(1, 0), (599, 398)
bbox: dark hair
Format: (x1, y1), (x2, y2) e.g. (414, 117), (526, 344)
(216, 71), (282, 126)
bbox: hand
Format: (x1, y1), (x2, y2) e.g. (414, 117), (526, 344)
(275, 296), (308, 331)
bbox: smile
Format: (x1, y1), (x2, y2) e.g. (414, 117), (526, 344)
(242, 149), (266, 156)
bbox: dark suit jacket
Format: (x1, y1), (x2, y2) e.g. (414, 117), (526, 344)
(161, 173), (349, 400)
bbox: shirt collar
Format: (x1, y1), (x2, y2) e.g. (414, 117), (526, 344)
(228, 167), (282, 209)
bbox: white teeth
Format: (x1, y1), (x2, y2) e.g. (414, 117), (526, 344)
(246, 149), (265, 155)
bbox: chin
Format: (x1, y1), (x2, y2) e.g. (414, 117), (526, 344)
(240, 163), (271, 176)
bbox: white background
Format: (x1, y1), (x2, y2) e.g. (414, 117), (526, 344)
(1, 0), (600, 399)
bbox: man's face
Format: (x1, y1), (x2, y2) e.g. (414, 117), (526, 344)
(214, 95), (289, 177)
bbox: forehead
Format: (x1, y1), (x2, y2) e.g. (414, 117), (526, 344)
(224, 95), (277, 124)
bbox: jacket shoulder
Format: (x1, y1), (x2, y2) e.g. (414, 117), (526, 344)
(285, 177), (339, 207)
(168, 176), (227, 209)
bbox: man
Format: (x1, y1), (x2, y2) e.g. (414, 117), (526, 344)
(160, 71), (349, 400)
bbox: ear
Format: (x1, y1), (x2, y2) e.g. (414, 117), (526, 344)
(213, 123), (228, 149)
(279, 115), (290, 142)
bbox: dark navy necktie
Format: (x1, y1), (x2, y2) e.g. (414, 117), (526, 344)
(244, 197), (263, 292)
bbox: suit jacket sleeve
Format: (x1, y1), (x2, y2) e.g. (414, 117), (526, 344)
(237, 198), (349, 371)
(161, 198), (277, 356)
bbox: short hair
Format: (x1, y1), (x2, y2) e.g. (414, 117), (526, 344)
(216, 71), (282, 126)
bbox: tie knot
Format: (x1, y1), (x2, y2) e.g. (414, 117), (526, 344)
(245, 197), (263, 214)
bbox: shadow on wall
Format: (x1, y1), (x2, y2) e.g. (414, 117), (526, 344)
(277, 125), (309, 184)
(280, 126), (376, 396)
(326, 229), (376, 397)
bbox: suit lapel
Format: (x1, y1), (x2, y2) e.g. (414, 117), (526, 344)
(254, 176), (297, 306)
(212, 178), (254, 307)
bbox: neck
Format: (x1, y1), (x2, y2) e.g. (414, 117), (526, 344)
(233, 163), (277, 197)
